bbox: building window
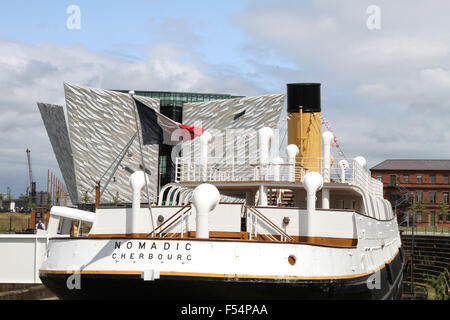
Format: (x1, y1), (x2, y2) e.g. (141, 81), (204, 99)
(430, 211), (435, 226)
(376, 175), (382, 182)
(417, 192), (423, 203)
(416, 175), (422, 184)
(430, 175), (436, 184)
(430, 192), (436, 203)
(159, 156), (167, 177)
(439, 212), (443, 222)
(390, 192), (397, 204)
(390, 175), (396, 186)
(403, 175), (409, 183)
(444, 176), (449, 184)
(416, 211), (422, 221)
(444, 192), (449, 204)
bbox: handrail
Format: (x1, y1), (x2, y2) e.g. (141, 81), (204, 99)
(175, 156), (383, 198)
(148, 204), (191, 237)
(245, 205), (295, 242)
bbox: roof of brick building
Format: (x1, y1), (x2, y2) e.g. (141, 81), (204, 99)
(370, 159), (450, 171)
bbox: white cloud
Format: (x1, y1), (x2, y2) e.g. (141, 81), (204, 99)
(236, 0), (450, 168)
(0, 38), (262, 196)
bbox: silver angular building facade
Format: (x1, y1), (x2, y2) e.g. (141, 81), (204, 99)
(37, 103), (79, 204)
(181, 94), (286, 164)
(39, 83), (285, 205)
(63, 83), (160, 204)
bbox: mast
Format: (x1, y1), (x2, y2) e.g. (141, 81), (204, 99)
(26, 149), (36, 202)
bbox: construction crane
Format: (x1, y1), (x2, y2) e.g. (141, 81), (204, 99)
(26, 149), (36, 202)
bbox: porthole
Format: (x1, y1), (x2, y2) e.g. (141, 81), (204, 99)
(288, 255), (296, 266)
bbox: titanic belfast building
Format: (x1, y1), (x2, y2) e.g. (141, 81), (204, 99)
(38, 83), (285, 206)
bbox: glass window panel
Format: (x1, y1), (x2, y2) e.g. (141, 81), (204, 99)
(430, 192), (436, 203)
(417, 192), (423, 202)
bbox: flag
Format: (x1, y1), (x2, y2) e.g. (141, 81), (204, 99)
(133, 97), (204, 146)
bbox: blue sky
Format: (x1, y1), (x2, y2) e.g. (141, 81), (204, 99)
(0, 1), (258, 76)
(1, 0), (450, 197)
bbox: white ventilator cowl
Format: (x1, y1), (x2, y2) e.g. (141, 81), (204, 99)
(338, 159), (349, 183)
(192, 183), (221, 239)
(339, 159), (349, 169)
(286, 144), (299, 182)
(200, 131), (212, 180)
(258, 127), (274, 166)
(303, 171), (324, 215)
(129, 171), (147, 234)
(287, 144), (299, 160)
(354, 156), (367, 169)
(272, 157), (284, 181)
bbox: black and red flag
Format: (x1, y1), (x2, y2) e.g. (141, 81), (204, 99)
(133, 98), (204, 146)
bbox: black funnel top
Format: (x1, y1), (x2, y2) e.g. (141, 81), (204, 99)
(287, 83), (321, 113)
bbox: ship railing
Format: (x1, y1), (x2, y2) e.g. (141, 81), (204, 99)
(175, 157), (322, 183)
(245, 205), (295, 242)
(175, 157), (383, 197)
(148, 204), (192, 238)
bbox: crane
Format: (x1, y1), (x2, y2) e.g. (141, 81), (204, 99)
(26, 149), (36, 201)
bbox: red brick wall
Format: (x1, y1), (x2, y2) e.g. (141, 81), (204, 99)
(371, 170), (450, 227)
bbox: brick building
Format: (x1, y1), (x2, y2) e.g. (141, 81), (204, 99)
(370, 160), (450, 227)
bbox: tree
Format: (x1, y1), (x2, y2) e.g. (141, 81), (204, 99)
(438, 201), (449, 222)
(56, 187), (61, 205)
(23, 187), (30, 209)
(111, 192), (120, 206)
(6, 187), (11, 202)
(406, 200), (425, 223)
(82, 191), (92, 204)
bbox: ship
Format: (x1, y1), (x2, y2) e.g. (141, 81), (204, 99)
(39, 83), (406, 300)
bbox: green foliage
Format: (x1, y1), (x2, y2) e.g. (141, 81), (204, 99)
(82, 190), (92, 204)
(23, 186), (30, 209)
(56, 187), (61, 205)
(111, 192), (120, 206)
(429, 271), (449, 300)
(439, 201), (449, 216)
(407, 200), (425, 213)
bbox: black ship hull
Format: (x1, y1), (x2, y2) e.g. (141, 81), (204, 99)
(40, 248), (405, 300)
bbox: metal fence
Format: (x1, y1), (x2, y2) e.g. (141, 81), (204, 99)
(0, 214), (32, 234)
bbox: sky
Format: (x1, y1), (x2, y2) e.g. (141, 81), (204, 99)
(1, 0), (450, 197)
